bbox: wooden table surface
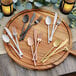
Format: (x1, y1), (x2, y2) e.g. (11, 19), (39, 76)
(0, 7), (76, 76)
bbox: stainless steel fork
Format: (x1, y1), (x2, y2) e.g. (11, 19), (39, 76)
(12, 27), (23, 56)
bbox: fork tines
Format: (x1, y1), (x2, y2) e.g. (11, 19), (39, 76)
(34, 16), (43, 24)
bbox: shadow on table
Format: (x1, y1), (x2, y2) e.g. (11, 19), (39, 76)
(61, 72), (76, 76)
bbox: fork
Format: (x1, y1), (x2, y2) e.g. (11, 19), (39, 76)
(42, 39), (68, 63)
(12, 27), (23, 56)
(33, 33), (42, 61)
(12, 27), (19, 46)
(41, 39), (61, 62)
(49, 18), (61, 42)
(19, 16), (43, 41)
(20, 16), (43, 37)
(54, 18), (61, 32)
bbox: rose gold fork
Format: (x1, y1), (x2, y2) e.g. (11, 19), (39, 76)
(34, 33), (42, 60)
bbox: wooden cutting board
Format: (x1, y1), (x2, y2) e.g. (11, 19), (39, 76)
(3, 9), (75, 70)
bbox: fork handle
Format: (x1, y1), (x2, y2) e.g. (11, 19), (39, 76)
(54, 24), (58, 32)
(20, 25), (30, 36)
(41, 46), (54, 62)
(33, 41), (39, 61)
(9, 43), (22, 58)
(15, 36), (19, 47)
(31, 46), (36, 66)
(19, 26), (31, 41)
(19, 25), (33, 41)
(20, 24), (34, 37)
(15, 36), (23, 56)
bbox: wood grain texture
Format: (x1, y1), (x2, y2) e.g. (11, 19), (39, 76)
(0, 54), (76, 76)
(3, 9), (73, 70)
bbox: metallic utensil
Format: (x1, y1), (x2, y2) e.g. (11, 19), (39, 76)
(54, 18), (61, 32)
(12, 27), (19, 46)
(54, 47), (68, 55)
(27, 37), (36, 66)
(21, 14), (29, 34)
(41, 39), (61, 62)
(43, 47), (68, 58)
(33, 29), (38, 60)
(34, 33), (42, 60)
(45, 16), (51, 43)
(33, 16), (42, 25)
(19, 12), (36, 41)
(4, 27), (23, 56)
(2, 34), (22, 58)
(42, 39), (68, 63)
(12, 27), (23, 57)
(20, 16), (42, 37)
(49, 12), (58, 42)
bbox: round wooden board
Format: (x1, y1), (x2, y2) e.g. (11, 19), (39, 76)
(3, 9), (72, 70)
